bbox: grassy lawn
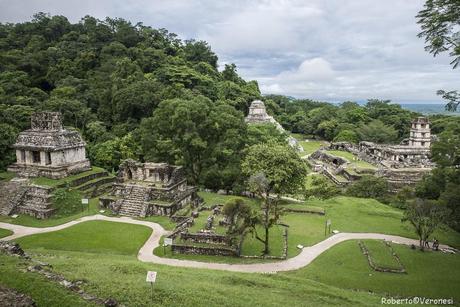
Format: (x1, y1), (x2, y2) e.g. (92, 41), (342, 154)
(199, 191), (260, 208)
(140, 215), (176, 231)
(30, 167), (107, 187)
(291, 240), (460, 301)
(0, 228), (13, 238)
(299, 140), (328, 155)
(291, 133), (327, 156)
(0, 254), (93, 306)
(241, 224), (285, 257)
(327, 150), (376, 169)
(15, 249), (380, 306)
(188, 210), (228, 235)
(267, 196), (460, 258)
(363, 240), (402, 270)
(16, 220), (151, 255)
(4, 193), (459, 305)
(154, 194), (460, 263)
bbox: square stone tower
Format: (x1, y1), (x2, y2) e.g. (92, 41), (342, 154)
(409, 117), (431, 148)
(7, 112), (91, 179)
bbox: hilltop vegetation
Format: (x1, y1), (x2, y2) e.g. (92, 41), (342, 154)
(0, 13), (459, 197)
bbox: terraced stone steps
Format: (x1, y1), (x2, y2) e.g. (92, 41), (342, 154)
(0, 179), (29, 215)
(74, 176), (113, 190)
(118, 186), (148, 217)
(81, 182), (114, 198)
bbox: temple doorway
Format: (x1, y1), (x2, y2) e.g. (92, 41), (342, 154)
(126, 168), (133, 180)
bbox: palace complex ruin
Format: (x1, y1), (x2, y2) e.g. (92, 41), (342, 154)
(7, 112), (90, 179)
(99, 159), (201, 217)
(245, 100), (303, 152)
(309, 117), (434, 191)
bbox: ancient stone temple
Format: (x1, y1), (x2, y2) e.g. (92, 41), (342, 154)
(99, 159), (201, 217)
(7, 112), (90, 179)
(245, 100), (303, 151)
(245, 100), (276, 124)
(357, 117), (432, 168)
(319, 117), (434, 191)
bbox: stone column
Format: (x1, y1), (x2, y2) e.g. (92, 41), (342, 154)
(16, 150), (22, 164)
(25, 151), (33, 164)
(40, 151), (46, 166)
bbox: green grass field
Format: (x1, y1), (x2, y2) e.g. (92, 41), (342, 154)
(16, 221), (152, 255)
(299, 140), (328, 155)
(10, 249), (379, 307)
(363, 240), (402, 270)
(292, 240), (460, 301)
(0, 228), (13, 238)
(327, 150), (376, 169)
(199, 191), (260, 208)
(289, 134), (328, 157)
(0, 254), (93, 306)
(11, 237), (460, 306)
(4, 214), (459, 306)
(155, 193), (460, 262)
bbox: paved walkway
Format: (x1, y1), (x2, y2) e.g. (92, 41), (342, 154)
(0, 215), (450, 273)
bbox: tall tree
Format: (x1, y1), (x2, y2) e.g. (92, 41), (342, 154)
(417, 0), (460, 110)
(402, 199), (449, 251)
(242, 142), (308, 255)
(222, 198), (252, 243)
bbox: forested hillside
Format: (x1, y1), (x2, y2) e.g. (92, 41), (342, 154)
(1, 13), (459, 196)
(0, 13), (261, 190)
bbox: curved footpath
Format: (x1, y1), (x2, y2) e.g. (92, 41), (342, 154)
(0, 215), (451, 273)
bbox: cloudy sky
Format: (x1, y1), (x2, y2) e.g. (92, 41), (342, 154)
(0, 0), (458, 103)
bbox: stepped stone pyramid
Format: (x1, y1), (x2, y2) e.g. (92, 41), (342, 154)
(100, 159), (201, 217)
(245, 100), (303, 152)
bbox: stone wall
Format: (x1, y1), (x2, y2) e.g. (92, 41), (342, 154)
(310, 150), (348, 166)
(180, 232), (230, 245)
(171, 244), (238, 256)
(358, 241), (406, 274)
(18, 185), (55, 219)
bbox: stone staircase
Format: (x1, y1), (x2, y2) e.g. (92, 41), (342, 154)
(0, 179), (29, 216)
(118, 185), (148, 217)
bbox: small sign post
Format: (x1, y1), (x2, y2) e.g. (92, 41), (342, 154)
(164, 238), (173, 254)
(146, 271), (157, 301)
(325, 219), (331, 236)
(81, 198), (89, 213)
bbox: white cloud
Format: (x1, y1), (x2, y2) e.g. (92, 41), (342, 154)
(278, 58), (335, 82)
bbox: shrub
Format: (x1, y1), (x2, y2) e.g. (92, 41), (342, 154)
(346, 176), (388, 200)
(52, 188), (84, 217)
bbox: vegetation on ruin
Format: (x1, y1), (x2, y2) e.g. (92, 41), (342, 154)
(30, 166), (107, 187)
(326, 150), (376, 169)
(0, 171), (16, 182)
(0, 197), (102, 227)
(289, 136), (326, 156)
